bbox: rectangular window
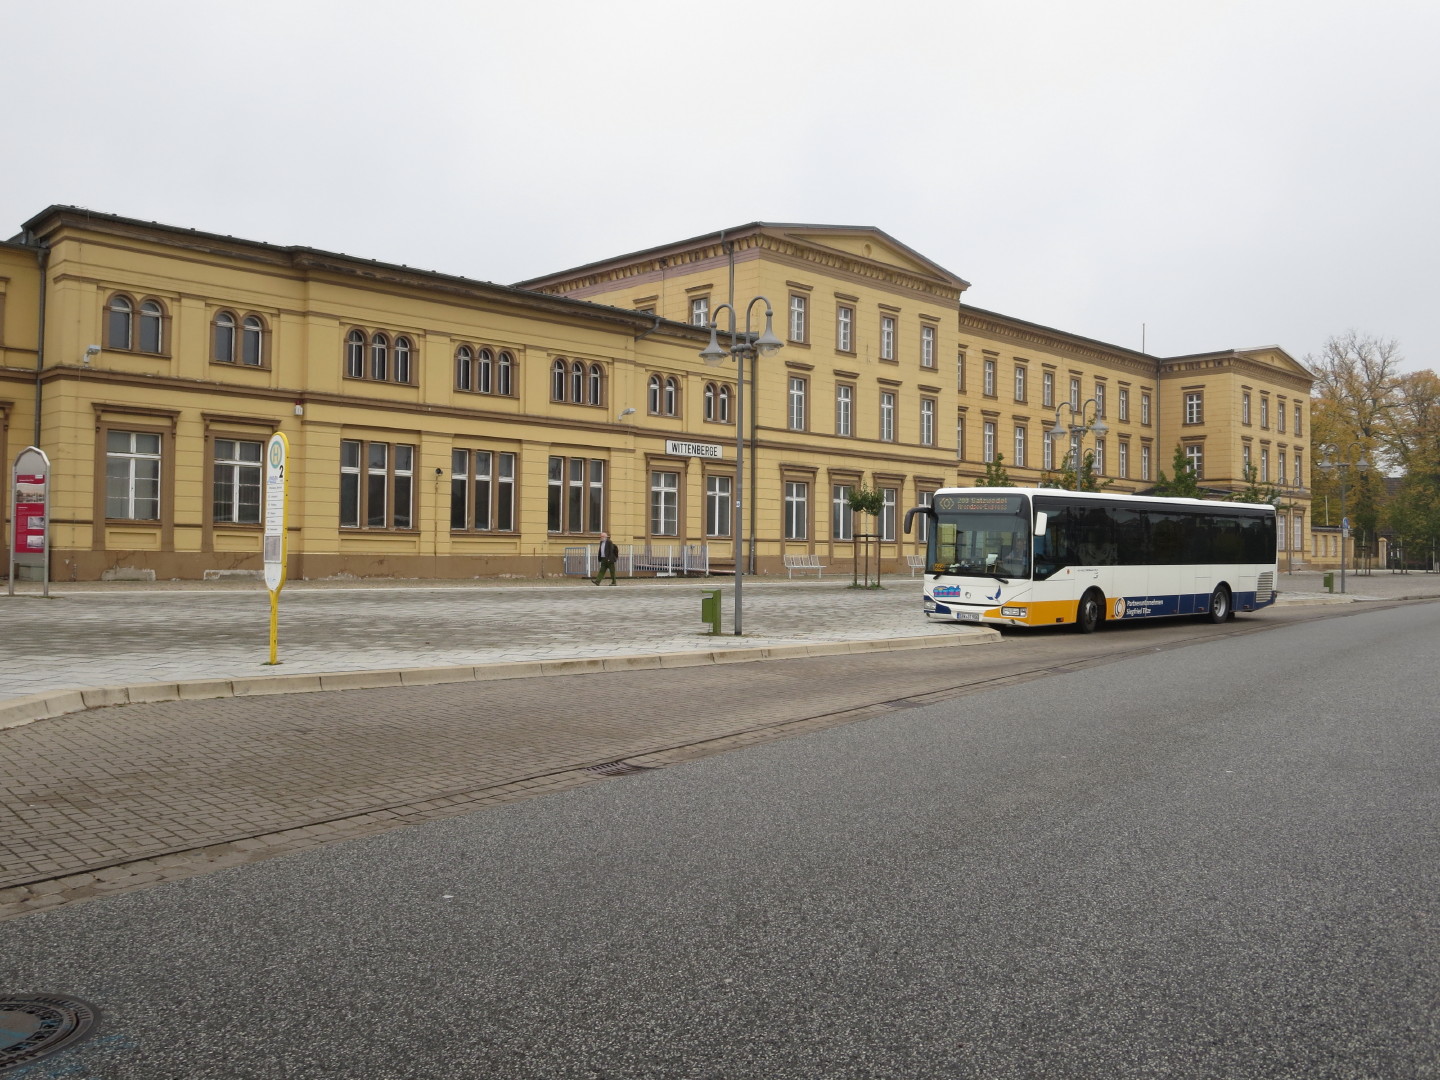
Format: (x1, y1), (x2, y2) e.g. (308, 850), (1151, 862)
(1042, 370), (1055, 408)
(706, 474), (732, 537)
(920, 398), (935, 446)
(452, 449), (515, 532)
(1278, 400), (1286, 434)
(1118, 387), (1129, 421)
(497, 453), (515, 531)
(1043, 424), (1055, 470)
(836, 305), (853, 352)
(1243, 444), (1252, 469)
(1260, 396), (1270, 429)
(650, 470), (679, 536)
(880, 316), (896, 360)
(690, 297), (709, 326)
(916, 490), (933, 543)
(788, 377), (807, 431)
(567, 458), (584, 534)
(983, 358), (996, 397)
(1185, 444), (1204, 478)
(789, 294), (807, 343)
(588, 460), (605, 533)
(340, 439), (413, 529)
(1294, 403), (1303, 437)
(983, 421), (996, 463)
(473, 451), (493, 530)
(1069, 377), (1081, 410)
(1094, 438), (1105, 476)
(1014, 365), (1026, 402)
(880, 487), (897, 542)
(105, 430), (162, 520)
(832, 484), (853, 541)
(1261, 448), (1270, 482)
(547, 457), (563, 532)
(1242, 392), (1252, 425)
(1013, 425), (1027, 468)
(836, 384), (853, 436)
(1278, 451), (1287, 486)
(920, 325), (935, 368)
(956, 350), (966, 392)
(451, 449), (469, 530)
(1095, 383), (1106, 419)
(212, 438), (262, 524)
(880, 391), (896, 442)
(1185, 392), (1203, 425)
(1118, 441), (1129, 479)
(784, 481), (808, 540)
(956, 416), (966, 461)
(1142, 444), (1152, 481)
(1294, 452), (1302, 487)
(1141, 392), (1152, 426)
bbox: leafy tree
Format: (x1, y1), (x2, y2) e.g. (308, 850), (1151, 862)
(975, 453), (1011, 487)
(1233, 463), (1279, 505)
(846, 485), (885, 587)
(1150, 445), (1201, 498)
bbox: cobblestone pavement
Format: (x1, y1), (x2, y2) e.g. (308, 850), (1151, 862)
(1, 567), (1435, 920)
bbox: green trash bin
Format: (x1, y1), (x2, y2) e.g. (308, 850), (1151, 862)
(1323, 571), (1334, 592)
(700, 589), (722, 634)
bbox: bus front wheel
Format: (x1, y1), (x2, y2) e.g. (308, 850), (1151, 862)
(1076, 590), (1104, 634)
(1206, 585), (1232, 624)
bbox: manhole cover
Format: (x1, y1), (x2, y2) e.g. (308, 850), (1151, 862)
(0, 995), (100, 1073)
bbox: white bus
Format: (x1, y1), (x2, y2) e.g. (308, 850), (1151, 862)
(905, 487), (1278, 632)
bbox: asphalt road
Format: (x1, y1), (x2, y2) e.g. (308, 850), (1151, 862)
(2, 602), (1437, 1079)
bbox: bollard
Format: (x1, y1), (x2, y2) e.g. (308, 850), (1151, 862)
(1323, 571), (1334, 592)
(700, 589), (722, 635)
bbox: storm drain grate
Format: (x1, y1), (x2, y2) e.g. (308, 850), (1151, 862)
(0, 994), (100, 1073)
(584, 761), (654, 777)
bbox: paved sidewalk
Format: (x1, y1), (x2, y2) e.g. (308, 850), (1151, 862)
(3, 569), (1437, 729)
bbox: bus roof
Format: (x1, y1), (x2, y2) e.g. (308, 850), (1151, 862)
(931, 487), (1278, 513)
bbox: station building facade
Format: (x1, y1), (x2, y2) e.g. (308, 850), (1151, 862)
(0, 208), (1314, 582)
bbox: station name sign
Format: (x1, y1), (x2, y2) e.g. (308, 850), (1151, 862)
(665, 439), (724, 459)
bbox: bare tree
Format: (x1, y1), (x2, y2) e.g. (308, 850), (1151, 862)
(1306, 330), (1404, 463)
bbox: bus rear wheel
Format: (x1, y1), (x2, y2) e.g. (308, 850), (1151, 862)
(1076, 590), (1104, 634)
(1206, 584), (1232, 624)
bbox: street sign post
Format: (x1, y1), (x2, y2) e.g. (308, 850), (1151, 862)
(263, 433), (290, 664)
(8, 447), (51, 597)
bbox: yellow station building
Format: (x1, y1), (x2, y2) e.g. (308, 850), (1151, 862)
(0, 208), (1314, 582)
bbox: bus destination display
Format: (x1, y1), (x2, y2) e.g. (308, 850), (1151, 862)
(933, 494), (1025, 514)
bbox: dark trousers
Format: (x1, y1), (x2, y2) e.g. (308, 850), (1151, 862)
(594, 558), (617, 583)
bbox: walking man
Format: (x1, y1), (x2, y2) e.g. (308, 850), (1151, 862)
(593, 532), (620, 585)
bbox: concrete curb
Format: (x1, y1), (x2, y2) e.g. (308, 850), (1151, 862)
(0, 629), (1000, 732)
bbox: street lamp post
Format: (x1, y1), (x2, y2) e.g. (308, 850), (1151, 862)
(1317, 441), (1370, 595)
(1046, 398), (1108, 489)
(699, 297), (783, 635)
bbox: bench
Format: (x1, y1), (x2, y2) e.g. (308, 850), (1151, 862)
(783, 553), (826, 579)
(906, 554), (926, 577)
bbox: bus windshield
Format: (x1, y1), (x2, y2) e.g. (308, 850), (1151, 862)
(929, 493), (1032, 579)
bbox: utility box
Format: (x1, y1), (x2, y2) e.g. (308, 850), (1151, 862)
(700, 589), (722, 634)
(1323, 571), (1334, 593)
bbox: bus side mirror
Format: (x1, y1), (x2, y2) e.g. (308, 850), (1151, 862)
(1034, 511), (1049, 537)
(903, 506), (933, 535)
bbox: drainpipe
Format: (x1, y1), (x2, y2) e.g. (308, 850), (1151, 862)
(32, 241), (49, 447)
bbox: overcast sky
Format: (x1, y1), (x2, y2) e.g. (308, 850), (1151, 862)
(3, 0), (1434, 372)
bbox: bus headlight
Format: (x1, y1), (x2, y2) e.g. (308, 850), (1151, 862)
(1000, 606), (1027, 618)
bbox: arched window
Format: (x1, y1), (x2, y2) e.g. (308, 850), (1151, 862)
(139, 300), (164, 353)
(718, 385), (731, 424)
(346, 330), (366, 378)
(648, 374), (662, 414)
(241, 316), (264, 367)
(213, 311), (237, 363)
(552, 359), (567, 401)
(588, 363), (603, 405)
(370, 333), (389, 381)
(393, 337), (412, 383)
(571, 361), (585, 403)
(497, 351), (514, 396)
(456, 346), (473, 391)
(477, 349), (493, 394)
(107, 295), (133, 350)
(664, 376), (679, 416)
(704, 382), (716, 421)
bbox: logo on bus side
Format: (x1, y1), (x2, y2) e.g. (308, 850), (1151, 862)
(1113, 597), (1127, 619)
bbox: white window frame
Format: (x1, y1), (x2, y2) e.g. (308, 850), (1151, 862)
(835, 384), (853, 437)
(784, 481), (809, 540)
(880, 316), (895, 360)
(880, 391), (896, 442)
(920, 398), (935, 446)
(788, 377), (807, 431)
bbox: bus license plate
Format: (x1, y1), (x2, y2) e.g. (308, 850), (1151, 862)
(956, 612), (981, 622)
